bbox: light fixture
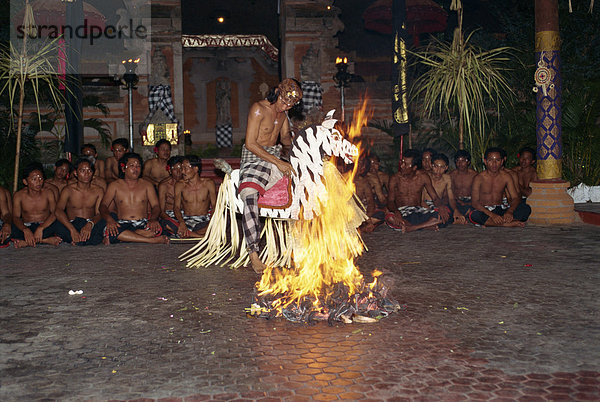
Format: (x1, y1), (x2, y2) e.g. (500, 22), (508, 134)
(121, 58), (140, 151)
(333, 57), (352, 122)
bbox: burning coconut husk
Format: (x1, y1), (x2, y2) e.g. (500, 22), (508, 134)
(246, 101), (401, 324)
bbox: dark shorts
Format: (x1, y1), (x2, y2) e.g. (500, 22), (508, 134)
(160, 210), (179, 236)
(183, 215), (210, 232)
(11, 220), (62, 241)
(468, 202), (531, 225)
(105, 213), (148, 244)
(55, 217), (106, 246)
(398, 206), (439, 226)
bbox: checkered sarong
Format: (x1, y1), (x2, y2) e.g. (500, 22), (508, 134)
(216, 123), (232, 148)
(141, 85), (181, 139)
(301, 81), (322, 115)
(183, 214), (210, 231)
(239, 144), (281, 253)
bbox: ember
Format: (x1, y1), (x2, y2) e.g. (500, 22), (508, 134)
(247, 100), (401, 324)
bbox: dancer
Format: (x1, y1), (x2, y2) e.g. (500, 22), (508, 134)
(239, 78), (302, 273)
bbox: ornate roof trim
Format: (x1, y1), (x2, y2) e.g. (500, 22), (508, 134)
(181, 34), (279, 62)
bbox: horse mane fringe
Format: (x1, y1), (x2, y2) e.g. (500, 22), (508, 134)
(180, 173), (295, 270)
(179, 173), (241, 268)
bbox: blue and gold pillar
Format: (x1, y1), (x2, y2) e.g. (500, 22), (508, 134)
(528, 0), (578, 224)
(534, 0), (562, 180)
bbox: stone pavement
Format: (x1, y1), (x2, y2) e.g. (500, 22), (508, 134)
(1, 223), (599, 401)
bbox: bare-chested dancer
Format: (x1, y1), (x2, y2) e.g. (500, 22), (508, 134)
(55, 158), (106, 245)
(469, 147), (531, 227)
(239, 78), (302, 273)
(512, 146), (538, 198)
(45, 159), (71, 192)
(385, 149), (449, 233)
(173, 155), (216, 238)
(422, 153), (464, 224)
(158, 156), (183, 236)
(104, 138), (129, 183)
(0, 185), (12, 246)
(100, 152), (168, 244)
(11, 162), (62, 247)
(449, 150), (478, 218)
(81, 143), (107, 181)
(143, 139), (172, 186)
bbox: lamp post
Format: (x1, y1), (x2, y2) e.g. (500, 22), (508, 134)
(121, 58), (139, 151)
(333, 57), (352, 122)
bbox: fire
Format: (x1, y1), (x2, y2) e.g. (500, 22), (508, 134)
(252, 99), (397, 323)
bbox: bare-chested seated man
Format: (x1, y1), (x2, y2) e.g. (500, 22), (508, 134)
(512, 146), (538, 199)
(11, 162), (62, 247)
(449, 150), (478, 218)
(45, 159), (71, 192)
(158, 156), (184, 236)
(81, 143), (106, 179)
(366, 154), (388, 208)
(55, 158), (106, 246)
(0, 185), (13, 247)
(422, 153), (465, 224)
(104, 138), (129, 183)
(100, 152), (168, 244)
(173, 155), (217, 238)
(239, 78), (302, 273)
(80, 144), (108, 188)
(469, 147), (531, 227)
(420, 147), (436, 177)
(385, 149), (450, 233)
(355, 157), (386, 233)
(143, 139), (172, 187)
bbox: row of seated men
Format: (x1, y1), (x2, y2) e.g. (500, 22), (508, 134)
(353, 146), (536, 233)
(0, 138), (216, 248)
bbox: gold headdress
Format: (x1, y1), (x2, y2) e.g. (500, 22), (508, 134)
(278, 79), (303, 106)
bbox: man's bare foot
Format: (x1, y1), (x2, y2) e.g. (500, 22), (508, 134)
(149, 235), (170, 244)
(249, 252), (266, 274)
(504, 221), (526, 228)
(12, 239), (27, 249)
(103, 236), (110, 245)
(42, 236), (62, 246)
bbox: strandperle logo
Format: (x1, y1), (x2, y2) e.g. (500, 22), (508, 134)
(16, 18), (148, 45)
(15, 18), (148, 45)
(10, 0), (151, 75)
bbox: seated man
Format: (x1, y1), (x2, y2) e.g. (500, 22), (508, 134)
(422, 153), (464, 224)
(0, 185), (12, 247)
(469, 147), (531, 227)
(354, 157), (386, 233)
(100, 152), (168, 244)
(11, 162), (62, 247)
(55, 158), (106, 245)
(173, 155), (216, 238)
(385, 149), (450, 233)
(449, 150), (478, 218)
(512, 146), (538, 199)
(81, 143), (107, 184)
(420, 147), (436, 177)
(158, 156), (184, 236)
(45, 159), (72, 192)
(366, 154), (388, 208)
(104, 138), (129, 183)
(143, 139), (172, 187)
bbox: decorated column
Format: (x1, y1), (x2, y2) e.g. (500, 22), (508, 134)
(528, 0), (578, 224)
(534, 0), (562, 179)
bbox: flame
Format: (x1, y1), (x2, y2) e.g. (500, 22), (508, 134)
(255, 98), (378, 317)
